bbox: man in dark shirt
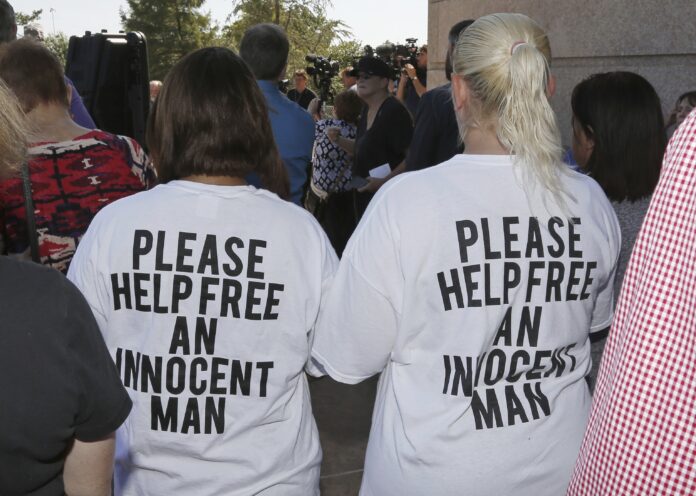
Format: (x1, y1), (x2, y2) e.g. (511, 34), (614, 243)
(287, 69), (317, 110)
(405, 20), (475, 172)
(397, 45), (428, 117)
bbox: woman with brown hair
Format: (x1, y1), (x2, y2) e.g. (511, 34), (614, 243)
(570, 71), (667, 389)
(308, 89), (363, 255)
(67, 47), (337, 495)
(0, 39), (154, 273)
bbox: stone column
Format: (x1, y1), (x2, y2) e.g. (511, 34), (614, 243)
(428, 0), (696, 146)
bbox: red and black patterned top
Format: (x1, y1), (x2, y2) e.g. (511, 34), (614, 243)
(0, 130), (155, 273)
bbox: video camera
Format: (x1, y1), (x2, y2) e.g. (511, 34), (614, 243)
(369, 38), (420, 81)
(305, 54), (340, 103)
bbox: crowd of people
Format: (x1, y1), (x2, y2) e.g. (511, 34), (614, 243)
(0, 0), (694, 494)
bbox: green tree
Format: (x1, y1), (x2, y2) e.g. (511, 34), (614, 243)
(120, 0), (218, 80)
(44, 33), (69, 68)
(325, 39), (362, 96)
(222, 0), (354, 82)
(15, 9), (42, 27)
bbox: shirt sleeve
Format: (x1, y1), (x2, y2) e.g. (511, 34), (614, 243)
(405, 91), (437, 171)
(62, 276), (132, 441)
(590, 266), (615, 332)
(65, 77), (96, 129)
(67, 214), (112, 331)
(590, 207), (622, 332)
(386, 101), (414, 168)
(311, 191), (403, 383)
(305, 225), (339, 376)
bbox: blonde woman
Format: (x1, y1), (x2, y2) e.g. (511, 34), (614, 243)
(312, 13), (620, 496)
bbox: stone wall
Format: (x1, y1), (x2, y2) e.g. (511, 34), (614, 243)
(428, 0), (696, 147)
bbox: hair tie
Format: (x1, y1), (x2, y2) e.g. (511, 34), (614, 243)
(511, 41), (529, 55)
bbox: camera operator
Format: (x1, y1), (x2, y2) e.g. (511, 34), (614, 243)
(305, 54), (341, 121)
(405, 20), (474, 171)
(396, 44), (427, 116)
(240, 23), (314, 205)
(327, 56), (412, 219)
(287, 69), (317, 110)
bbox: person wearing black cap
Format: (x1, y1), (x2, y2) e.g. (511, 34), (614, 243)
(327, 56), (413, 219)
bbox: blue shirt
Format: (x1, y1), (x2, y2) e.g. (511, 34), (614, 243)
(253, 80), (315, 205)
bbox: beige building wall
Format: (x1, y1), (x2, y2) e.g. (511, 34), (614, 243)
(428, 0), (696, 147)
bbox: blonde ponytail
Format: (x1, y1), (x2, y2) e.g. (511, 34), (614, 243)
(453, 13), (570, 209)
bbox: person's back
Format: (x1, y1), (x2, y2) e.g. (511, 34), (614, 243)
(67, 47), (336, 495)
(0, 129), (152, 272)
(312, 13), (619, 495)
(313, 157), (618, 495)
(69, 184), (333, 494)
(405, 21), (474, 172)
(0, 39), (153, 272)
(404, 83), (460, 171)
(259, 82), (314, 204)
(240, 24), (314, 205)
(570, 71), (667, 389)
(0, 257), (132, 495)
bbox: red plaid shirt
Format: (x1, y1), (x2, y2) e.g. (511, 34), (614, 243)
(568, 111), (696, 495)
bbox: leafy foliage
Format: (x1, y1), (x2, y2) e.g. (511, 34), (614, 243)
(15, 9), (43, 27)
(120, 0), (218, 80)
(222, 0), (359, 84)
(119, 0), (362, 89)
(44, 33), (69, 68)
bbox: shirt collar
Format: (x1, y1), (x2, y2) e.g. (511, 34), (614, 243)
(257, 80), (281, 94)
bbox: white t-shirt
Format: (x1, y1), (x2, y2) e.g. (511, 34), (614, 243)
(68, 181), (337, 496)
(312, 154), (620, 496)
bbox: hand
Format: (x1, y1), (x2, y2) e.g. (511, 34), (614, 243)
(404, 63), (417, 80)
(358, 176), (387, 193)
(326, 126), (341, 143)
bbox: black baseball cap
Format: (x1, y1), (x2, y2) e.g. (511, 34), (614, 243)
(350, 56), (391, 79)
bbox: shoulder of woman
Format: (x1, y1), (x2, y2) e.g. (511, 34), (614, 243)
(387, 96), (413, 117)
